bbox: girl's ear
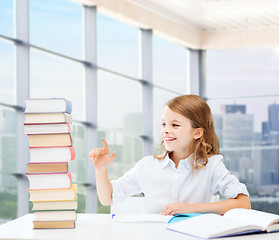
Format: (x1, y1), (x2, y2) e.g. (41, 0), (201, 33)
(194, 128), (204, 139)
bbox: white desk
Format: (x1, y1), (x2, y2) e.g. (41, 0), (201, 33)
(1, 214), (279, 240)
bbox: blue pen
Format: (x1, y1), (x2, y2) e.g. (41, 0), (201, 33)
(111, 213), (116, 222)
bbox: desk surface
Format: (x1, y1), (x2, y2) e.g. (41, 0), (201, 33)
(1, 214), (279, 240)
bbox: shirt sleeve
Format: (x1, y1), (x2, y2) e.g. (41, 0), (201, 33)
(111, 158), (145, 203)
(210, 159), (249, 199)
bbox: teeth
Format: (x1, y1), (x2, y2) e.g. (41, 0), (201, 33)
(165, 138), (176, 141)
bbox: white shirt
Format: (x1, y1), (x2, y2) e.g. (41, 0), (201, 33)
(111, 154), (249, 214)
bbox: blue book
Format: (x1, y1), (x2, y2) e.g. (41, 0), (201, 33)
(24, 98), (72, 114)
(168, 213), (204, 224)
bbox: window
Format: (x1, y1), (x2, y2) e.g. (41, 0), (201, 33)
(0, 0), (13, 37)
(153, 35), (188, 94)
(207, 48), (279, 214)
(0, 105), (18, 223)
(97, 13), (140, 78)
(207, 47), (279, 98)
(30, 49), (85, 121)
(0, 175), (17, 224)
(97, 70), (142, 134)
(0, 41), (15, 104)
(30, 0), (82, 59)
(70, 123), (87, 184)
(0, 106), (17, 173)
(97, 130), (143, 178)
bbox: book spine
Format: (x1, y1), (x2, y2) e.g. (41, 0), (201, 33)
(64, 113), (72, 123)
(70, 146), (75, 160)
(71, 184), (78, 195)
(64, 99), (72, 114)
(67, 171), (72, 182)
(69, 133), (73, 146)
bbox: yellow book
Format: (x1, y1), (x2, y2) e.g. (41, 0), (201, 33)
(29, 184), (77, 202)
(33, 221), (75, 229)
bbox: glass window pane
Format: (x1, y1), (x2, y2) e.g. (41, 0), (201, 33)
(97, 70), (142, 134)
(153, 88), (179, 148)
(0, 174), (17, 223)
(208, 97), (279, 214)
(30, 0), (82, 59)
(0, 0), (13, 37)
(76, 183), (86, 213)
(207, 47), (279, 98)
(0, 40), (15, 104)
(69, 122), (86, 184)
(153, 35), (188, 94)
(97, 13), (139, 78)
(30, 49), (85, 121)
(97, 131), (143, 179)
(0, 106), (17, 174)
(96, 131), (143, 213)
(252, 201), (279, 215)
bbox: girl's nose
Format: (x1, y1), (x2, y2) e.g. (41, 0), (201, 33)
(163, 126), (169, 134)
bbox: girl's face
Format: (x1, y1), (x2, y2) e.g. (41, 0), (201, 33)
(161, 106), (199, 156)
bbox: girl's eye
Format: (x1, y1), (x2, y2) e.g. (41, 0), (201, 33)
(173, 124), (179, 127)
(161, 123), (166, 126)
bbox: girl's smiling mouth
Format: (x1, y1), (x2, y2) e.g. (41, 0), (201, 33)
(164, 137), (177, 142)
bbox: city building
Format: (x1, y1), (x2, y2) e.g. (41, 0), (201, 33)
(214, 104), (254, 176)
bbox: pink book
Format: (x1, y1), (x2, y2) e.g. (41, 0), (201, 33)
(28, 146), (75, 163)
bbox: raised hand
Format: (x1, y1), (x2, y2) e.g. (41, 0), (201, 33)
(89, 138), (116, 171)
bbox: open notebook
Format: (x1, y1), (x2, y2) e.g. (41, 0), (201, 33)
(167, 208), (279, 239)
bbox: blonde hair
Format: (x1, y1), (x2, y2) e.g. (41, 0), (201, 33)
(154, 95), (220, 170)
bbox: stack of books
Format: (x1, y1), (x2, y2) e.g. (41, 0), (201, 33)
(24, 98), (78, 229)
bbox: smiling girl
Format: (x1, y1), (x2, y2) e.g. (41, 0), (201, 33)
(89, 95), (251, 215)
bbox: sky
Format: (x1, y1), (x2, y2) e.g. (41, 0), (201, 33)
(1, 0), (279, 134)
(207, 48), (279, 132)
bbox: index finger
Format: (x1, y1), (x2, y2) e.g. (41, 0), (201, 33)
(102, 138), (109, 153)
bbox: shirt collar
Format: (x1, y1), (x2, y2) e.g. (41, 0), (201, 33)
(161, 152), (191, 170)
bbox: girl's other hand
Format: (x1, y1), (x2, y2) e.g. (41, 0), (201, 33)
(161, 202), (195, 216)
(89, 138), (116, 171)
